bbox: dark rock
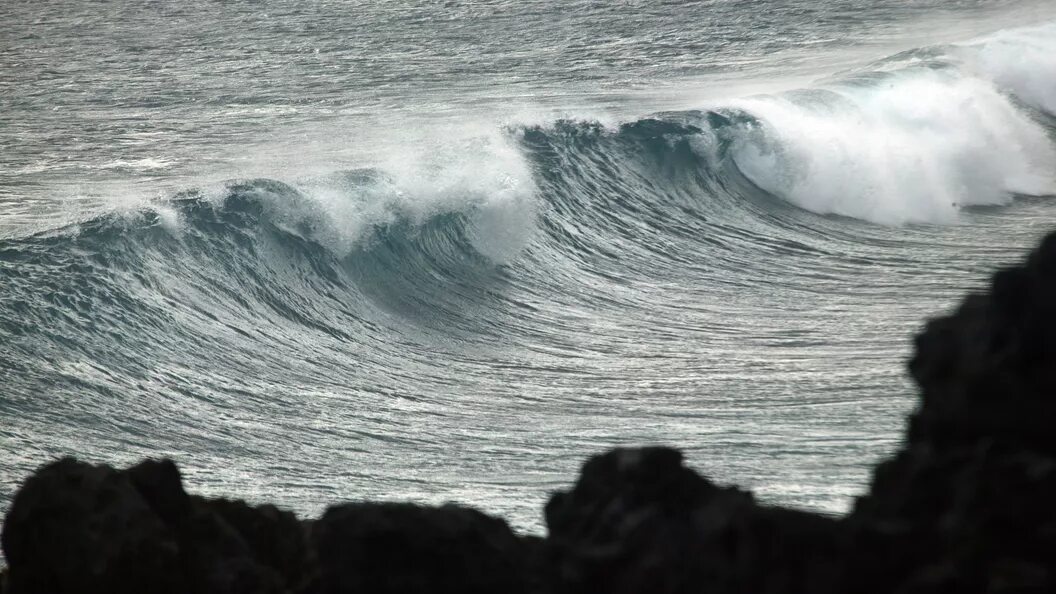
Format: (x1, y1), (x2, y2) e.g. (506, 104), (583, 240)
(544, 447), (842, 594)
(308, 501), (534, 594)
(2, 458), (184, 594)
(306, 498), (536, 591)
(846, 443), (1056, 593)
(1, 458), (309, 594)
(907, 232), (1056, 453)
(206, 497), (313, 589)
(843, 230), (1056, 593)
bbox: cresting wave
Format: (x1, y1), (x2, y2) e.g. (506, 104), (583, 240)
(9, 23), (1056, 246)
(717, 22), (1056, 224)
(1, 28), (1053, 376)
(1, 23), (1055, 357)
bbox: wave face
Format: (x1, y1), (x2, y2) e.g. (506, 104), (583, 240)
(2, 19), (1056, 534)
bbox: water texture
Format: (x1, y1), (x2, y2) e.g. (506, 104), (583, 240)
(2, 0), (1056, 533)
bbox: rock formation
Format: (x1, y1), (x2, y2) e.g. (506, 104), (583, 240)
(841, 232), (1056, 593)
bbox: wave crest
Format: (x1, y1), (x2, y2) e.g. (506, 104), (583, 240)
(709, 24), (1056, 224)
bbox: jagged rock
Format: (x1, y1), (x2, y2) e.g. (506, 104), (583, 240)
(846, 443), (1056, 593)
(206, 497), (313, 589)
(2, 458), (183, 594)
(842, 230), (1056, 593)
(907, 232), (1056, 452)
(307, 501), (535, 594)
(1, 458), (308, 594)
(544, 447), (842, 594)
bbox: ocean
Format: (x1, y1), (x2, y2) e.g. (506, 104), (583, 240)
(2, 0), (1055, 536)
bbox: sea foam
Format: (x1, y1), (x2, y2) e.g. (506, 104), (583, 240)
(109, 129), (539, 264)
(718, 23), (1056, 225)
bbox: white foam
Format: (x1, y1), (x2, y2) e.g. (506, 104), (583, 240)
(101, 187), (186, 236)
(96, 157), (176, 171)
(253, 127), (539, 263)
(720, 23), (1056, 225)
(152, 203), (185, 235)
(953, 22), (1056, 115)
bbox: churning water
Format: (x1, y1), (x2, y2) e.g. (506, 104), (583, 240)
(2, 0), (1056, 534)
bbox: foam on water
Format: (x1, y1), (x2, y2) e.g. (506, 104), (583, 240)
(956, 22), (1056, 115)
(100, 129), (539, 263)
(291, 128), (538, 263)
(96, 157), (177, 171)
(719, 23), (1056, 225)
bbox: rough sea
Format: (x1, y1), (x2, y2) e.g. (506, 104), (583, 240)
(2, 0), (1056, 536)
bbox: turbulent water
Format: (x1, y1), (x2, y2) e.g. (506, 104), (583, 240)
(3, 0), (1056, 535)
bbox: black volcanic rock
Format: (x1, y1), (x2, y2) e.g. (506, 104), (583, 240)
(1, 458), (309, 594)
(544, 447), (842, 594)
(206, 497), (313, 589)
(906, 232), (1056, 452)
(1, 459), (536, 594)
(2, 458), (184, 594)
(845, 443), (1056, 593)
(307, 502), (536, 594)
(842, 231), (1056, 593)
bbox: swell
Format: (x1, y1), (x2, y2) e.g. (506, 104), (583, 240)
(0, 116), (834, 357)
(0, 180), (503, 345)
(1, 22), (1055, 397)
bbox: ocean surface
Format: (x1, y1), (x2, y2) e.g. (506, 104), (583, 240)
(2, 0), (1056, 536)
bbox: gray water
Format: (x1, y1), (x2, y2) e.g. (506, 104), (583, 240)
(2, 0), (1056, 535)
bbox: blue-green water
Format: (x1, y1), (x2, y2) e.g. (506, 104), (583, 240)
(2, 0), (1056, 534)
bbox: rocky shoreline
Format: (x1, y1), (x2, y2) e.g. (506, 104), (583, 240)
(4, 231), (1056, 593)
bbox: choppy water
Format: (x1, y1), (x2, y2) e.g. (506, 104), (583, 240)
(2, 0), (1056, 534)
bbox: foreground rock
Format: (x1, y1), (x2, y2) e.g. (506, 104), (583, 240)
(4, 231), (1056, 593)
(312, 501), (542, 594)
(545, 447), (842, 594)
(0, 460), (538, 594)
(842, 232), (1056, 593)
(1, 458), (310, 593)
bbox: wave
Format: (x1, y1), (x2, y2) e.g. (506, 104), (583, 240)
(1, 24), (1055, 345)
(138, 131), (541, 265)
(714, 22), (1056, 224)
(953, 23), (1056, 116)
